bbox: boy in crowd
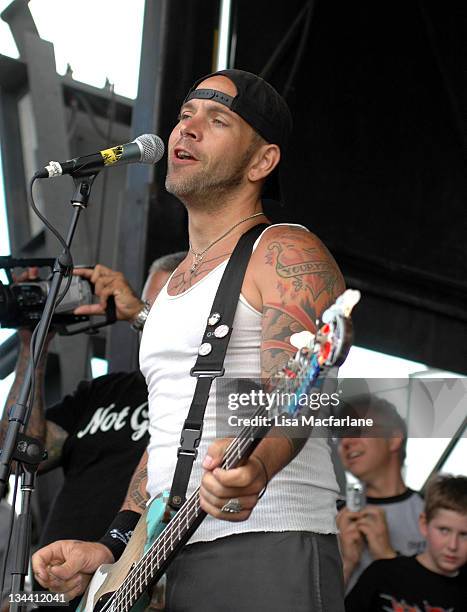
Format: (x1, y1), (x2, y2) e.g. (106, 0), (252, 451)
(345, 474), (467, 611)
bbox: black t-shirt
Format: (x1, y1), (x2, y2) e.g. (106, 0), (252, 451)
(345, 555), (466, 612)
(40, 371), (149, 545)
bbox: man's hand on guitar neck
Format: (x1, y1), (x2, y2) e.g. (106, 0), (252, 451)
(200, 437), (291, 522)
(32, 540), (114, 600)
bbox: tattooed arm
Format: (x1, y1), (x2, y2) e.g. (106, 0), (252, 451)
(1, 329), (68, 470)
(120, 449), (149, 513)
(257, 225), (345, 460)
(199, 226), (345, 522)
(1, 329), (46, 445)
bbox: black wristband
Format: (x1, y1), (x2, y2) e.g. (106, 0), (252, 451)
(98, 510), (141, 562)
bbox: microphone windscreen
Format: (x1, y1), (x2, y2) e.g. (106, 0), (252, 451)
(134, 134), (165, 164)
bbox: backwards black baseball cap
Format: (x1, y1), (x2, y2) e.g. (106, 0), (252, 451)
(184, 69), (293, 152)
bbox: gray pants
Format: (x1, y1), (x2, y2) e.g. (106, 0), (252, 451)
(165, 531), (345, 612)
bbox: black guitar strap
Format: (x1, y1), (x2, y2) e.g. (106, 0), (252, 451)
(168, 223), (268, 511)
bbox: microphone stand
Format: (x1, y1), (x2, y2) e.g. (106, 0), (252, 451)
(0, 173), (98, 612)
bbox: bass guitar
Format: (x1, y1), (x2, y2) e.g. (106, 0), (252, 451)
(77, 289), (360, 612)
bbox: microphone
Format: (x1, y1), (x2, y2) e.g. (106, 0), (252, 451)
(35, 134), (165, 179)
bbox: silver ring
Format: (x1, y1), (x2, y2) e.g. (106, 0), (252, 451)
(221, 498), (242, 513)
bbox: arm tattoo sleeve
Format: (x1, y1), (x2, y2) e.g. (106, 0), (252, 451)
(260, 230), (346, 459)
(121, 450), (149, 513)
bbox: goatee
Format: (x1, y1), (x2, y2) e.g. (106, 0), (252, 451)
(165, 139), (258, 206)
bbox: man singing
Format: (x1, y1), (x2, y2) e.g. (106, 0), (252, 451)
(33, 69), (346, 611)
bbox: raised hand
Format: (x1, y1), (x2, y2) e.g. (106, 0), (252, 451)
(73, 265), (144, 321)
(356, 505), (397, 560)
(337, 507), (365, 583)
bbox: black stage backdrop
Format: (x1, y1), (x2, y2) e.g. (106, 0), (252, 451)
(146, 0), (466, 373)
(233, 0), (466, 372)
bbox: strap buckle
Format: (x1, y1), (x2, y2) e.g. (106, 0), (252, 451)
(177, 428), (202, 458)
(190, 367), (225, 378)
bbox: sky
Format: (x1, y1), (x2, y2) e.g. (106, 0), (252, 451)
(0, 0), (465, 489)
(0, 0), (145, 99)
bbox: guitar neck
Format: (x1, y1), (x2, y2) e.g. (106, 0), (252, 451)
(108, 421), (268, 610)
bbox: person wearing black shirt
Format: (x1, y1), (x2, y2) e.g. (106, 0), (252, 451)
(39, 370), (149, 545)
(345, 555), (466, 611)
(345, 474), (467, 611)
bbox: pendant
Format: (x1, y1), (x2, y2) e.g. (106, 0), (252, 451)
(190, 253), (203, 274)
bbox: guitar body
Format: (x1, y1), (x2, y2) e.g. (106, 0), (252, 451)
(77, 492), (172, 612)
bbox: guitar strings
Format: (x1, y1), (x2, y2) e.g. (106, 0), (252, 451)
(101, 353), (323, 611)
(101, 382), (282, 609)
(100, 409), (271, 612)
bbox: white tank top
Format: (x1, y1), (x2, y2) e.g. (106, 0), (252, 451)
(139, 224), (339, 543)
